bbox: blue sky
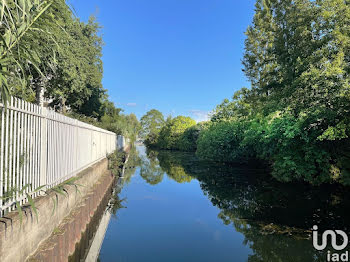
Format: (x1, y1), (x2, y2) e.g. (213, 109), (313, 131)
(69, 0), (256, 121)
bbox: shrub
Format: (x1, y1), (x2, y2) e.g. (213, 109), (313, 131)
(196, 121), (248, 162)
(157, 116), (196, 150)
(178, 123), (208, 152)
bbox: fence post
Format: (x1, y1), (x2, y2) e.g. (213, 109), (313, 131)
(40, 106), (48, 190)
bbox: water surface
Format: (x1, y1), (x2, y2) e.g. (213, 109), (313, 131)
(98, 145), (350, 262)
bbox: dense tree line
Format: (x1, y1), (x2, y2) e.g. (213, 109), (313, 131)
(0, 0), (140, 139)
(141, 0), (350, 185)
(140, 109), (204, 151)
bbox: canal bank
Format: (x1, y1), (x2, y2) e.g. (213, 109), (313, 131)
(0, 143), (129, 262)
(26, 147), (130, 262)
(0, 157), (109, 262)
(27, 164), (115, 262)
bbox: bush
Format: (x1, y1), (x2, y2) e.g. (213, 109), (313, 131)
(107, 150), (127, 175)
(178, 123), (208, 152)
(257, 112), (342, 185)
(196, 111), (350, 185)
(196, 121), (248, 162)
(157, 116), (196, 150)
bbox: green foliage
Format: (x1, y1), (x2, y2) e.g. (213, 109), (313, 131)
(156, 150), (193, 183)
(142, 0), (350, 185)
(196, 121), (249, 162)
(156, 116), (196, 150)
(49, 176), (83, 215)
(122, 146), (141, 184)
(140, 109), (165, 146)
(107, 150), (127, 176)
(1, 0), (124, 123)
(211, 88), (254, 122)
(0, 176), (83, 225)
(0, 0), (54, 103)
(45, 15), (105, 115)
(197, 0), (350, 186)
(100, 113), (141, 142)
(66, 109), (140, 142)
(0, 184), (45, 224)
(178, 122), (208, 152)
(198, 109), (350, 185)
(250, 112), (335, 184)
(140, 150), (164, 185)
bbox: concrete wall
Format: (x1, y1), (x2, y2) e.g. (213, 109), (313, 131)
(0, 157), (111, 262)
(29, 169), (115, 262)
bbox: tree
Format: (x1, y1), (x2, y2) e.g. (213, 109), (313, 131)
(157, 116), (196, 150)
(140, 109), (165, 146)
(44, 15), (105, 116)
(1, 0), (108, 120)
(211, 88), (256, 122)
(194, 0), (350, 185)
(241, 0), (350, 184)
(178, 123), (208, 152)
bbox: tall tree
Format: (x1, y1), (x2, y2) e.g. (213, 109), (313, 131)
(157, 116), (196, 150)
(140, 109), (165, 145)
(199, 0), (350, 185)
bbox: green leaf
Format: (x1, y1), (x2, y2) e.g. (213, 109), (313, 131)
(26, 193), (38, 222)
(52, 187), (66, 197)
(16, 201), (23, 226)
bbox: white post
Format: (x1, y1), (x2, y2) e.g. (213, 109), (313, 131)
(40, 106), (47, 190)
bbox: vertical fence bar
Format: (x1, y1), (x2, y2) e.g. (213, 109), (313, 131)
(47, 111), (51, 188)
(15, 99), (20, 200)
(58, 114), (61, 183)
(4, 99), (9, 207)
(19, 100), (24, 202)
(0, 101), (5, 213)
(33, 105), (38, 196)
(28, 103), (32, 194)
(8, 97), (13, 208)
(52, 113), (55, 187)
(28, 102), (33, 195)
(49, 112), (53, 188)
(23, 101), (28, 198)
(54, 112), (58, 185)
(32, 104), (36, 193)
(12, 99), (17, 207)
(40, 107), (47, 190)
(36, 105), (40, 193)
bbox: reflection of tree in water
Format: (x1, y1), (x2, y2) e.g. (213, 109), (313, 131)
(140, 149), (164, 185)
(122, 146), (141, 184)
(107, 178), (126, 218)
(218, 210), (327, 262)
(152, 149), (350, 262)
(107, 146), (142, 218)
(139, 149), (193, 184)
(155, 150), (193, 183)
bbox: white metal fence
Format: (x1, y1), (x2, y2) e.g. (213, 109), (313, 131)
(0, 96), (117, 215)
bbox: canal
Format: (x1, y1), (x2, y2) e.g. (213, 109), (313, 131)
(91, 145), (350, 262)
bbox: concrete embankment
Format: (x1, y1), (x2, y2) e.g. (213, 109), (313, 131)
(0, 157), (114, 262)
(28, 168), (115, 262)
